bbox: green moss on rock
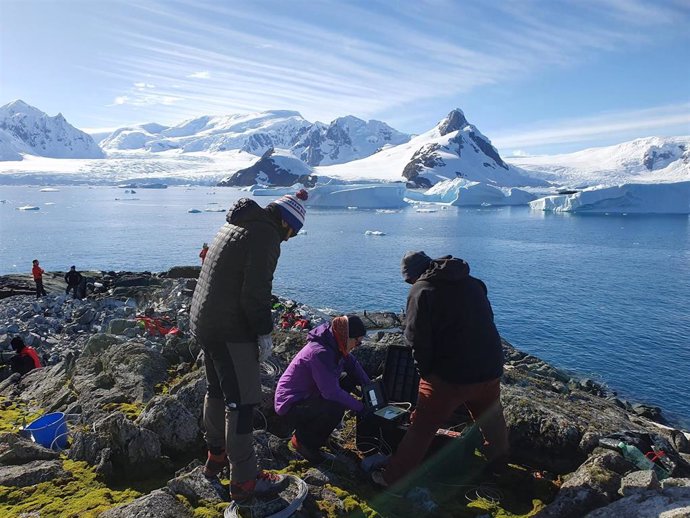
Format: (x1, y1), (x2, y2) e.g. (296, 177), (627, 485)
(0, 459), (140, 517)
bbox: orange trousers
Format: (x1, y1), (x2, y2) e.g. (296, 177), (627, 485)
(383, 376), (508, 485)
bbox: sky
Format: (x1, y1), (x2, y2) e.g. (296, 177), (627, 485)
(1, 0), (689, 155)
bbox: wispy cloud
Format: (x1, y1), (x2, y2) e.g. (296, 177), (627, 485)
(492, 103), (690, 149)
(68, 0), (688, 134)
(187, 71), (210, 79)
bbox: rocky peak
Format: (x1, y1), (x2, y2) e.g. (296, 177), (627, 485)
(438, 109), (469, 136)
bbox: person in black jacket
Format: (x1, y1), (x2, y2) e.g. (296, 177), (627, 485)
(189, 189), (308, 502)
(64, 266), (83, 299)
(373, 251), (508, 487)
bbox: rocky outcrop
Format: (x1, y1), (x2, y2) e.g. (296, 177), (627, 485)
(0, 459), (66, 487)
(100, 488), (193, 518)
(217, 147), (317, 187)
(1, 269), (689, 517)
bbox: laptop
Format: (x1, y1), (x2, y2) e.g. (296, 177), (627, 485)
(363, 380), (408, 421)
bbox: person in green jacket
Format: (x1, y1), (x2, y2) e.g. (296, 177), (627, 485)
(189, 189), (308, 502)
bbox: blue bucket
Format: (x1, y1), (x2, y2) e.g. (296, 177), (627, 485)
(25, 412), (69, 450)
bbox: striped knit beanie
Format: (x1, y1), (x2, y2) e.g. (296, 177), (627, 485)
(272, 189), (308, 233)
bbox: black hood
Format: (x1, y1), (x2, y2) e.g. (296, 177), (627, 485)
(227, 198), (275, 226)
(418, 256), (470, 283)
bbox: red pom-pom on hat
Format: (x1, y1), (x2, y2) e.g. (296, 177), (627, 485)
(295, 189), (308, 201)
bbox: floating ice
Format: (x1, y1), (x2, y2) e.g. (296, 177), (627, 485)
(365, 230), (386, 236)
(416, 208), (437, 213)
(308, 183), (407, 209)
(406, 178), (536, 206)
(530, 181), (690, 214)
(188, 208), (202, 213)
(39, 188), (59, 192)
(17, 205), (40, 210)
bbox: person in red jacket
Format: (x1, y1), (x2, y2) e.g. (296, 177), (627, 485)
(9, 336), (42, 375)
(32, 259), (47, 298)
(199, 243), (209, 264)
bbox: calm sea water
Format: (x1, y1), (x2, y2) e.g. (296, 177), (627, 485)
(1, 185), (689, 428)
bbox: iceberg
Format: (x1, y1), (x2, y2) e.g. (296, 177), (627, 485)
(530, 181), (690, 214)
(188, 208), (202, 213)
(406, 178), (536, 206)
(17, 205), (40, 210)
(251, 184), (304, 197)
(364, 230), (386, 236)
(307, 183), (407, 209)
(39, 187), (60, 192)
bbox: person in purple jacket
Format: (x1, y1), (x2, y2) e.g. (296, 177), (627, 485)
(274, 315), (370, 463)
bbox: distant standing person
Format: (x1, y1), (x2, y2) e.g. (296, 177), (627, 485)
(64, 266), (83, 299)
(199, 243), (209, 264)
(189, 189), (308, 502)
(32, 259), (47, 298)
(372, 251), (509, 487)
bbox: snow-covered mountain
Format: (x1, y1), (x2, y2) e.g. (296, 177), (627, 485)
(0, 100), (104, 161)
(317, 109), (547, 188)
(98, 123), (169, 150)
(292, 116), (410, 166)
(100, 110), (410, 165)
(508, 136), (690, 188)
(217, 147), (317, 187)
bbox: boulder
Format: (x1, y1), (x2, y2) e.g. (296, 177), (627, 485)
(536, 450), (632, 517)
(73, 341), (168, 408)
(0, 459), (66, 487)
(69, 412), (162, 477)
(167, 466), (228, 505)
(169, 369), (206, 420)
(137, 396), (201, 454)
(107, 319), (138, 335)
(584, 486), (690, 517)
(619, 470), (661, 496)
(0, 433), (60, 465)
(100, 488), (193, 518)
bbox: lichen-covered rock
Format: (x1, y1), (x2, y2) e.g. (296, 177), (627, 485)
(0, 433), (60, 465)
(619, 469), (661, 496)
(536, 450), (631, 518)
(137, 396), (201, 454)
(167, 466), (228, 505)
(100, 488), (193, 518)
(72, 340), (169, 416)
(0, 459), (65, 487)
(107, 318), (137, 335)
(169, 368), (206, 420)
(69, 412), (162, 478)
(584, 486), (690, 517)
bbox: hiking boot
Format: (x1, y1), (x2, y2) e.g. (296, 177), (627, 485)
(203, 450), (229, 479)
(230, 471), (287, 502)
(289, 434), (326, 464)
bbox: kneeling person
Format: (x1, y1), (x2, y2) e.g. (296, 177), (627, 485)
(275, 315), (370, 463)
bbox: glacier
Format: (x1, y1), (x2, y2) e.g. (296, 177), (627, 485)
(530, 181), (690, 214)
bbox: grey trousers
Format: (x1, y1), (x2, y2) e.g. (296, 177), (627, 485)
(202, 340), (261, 483)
